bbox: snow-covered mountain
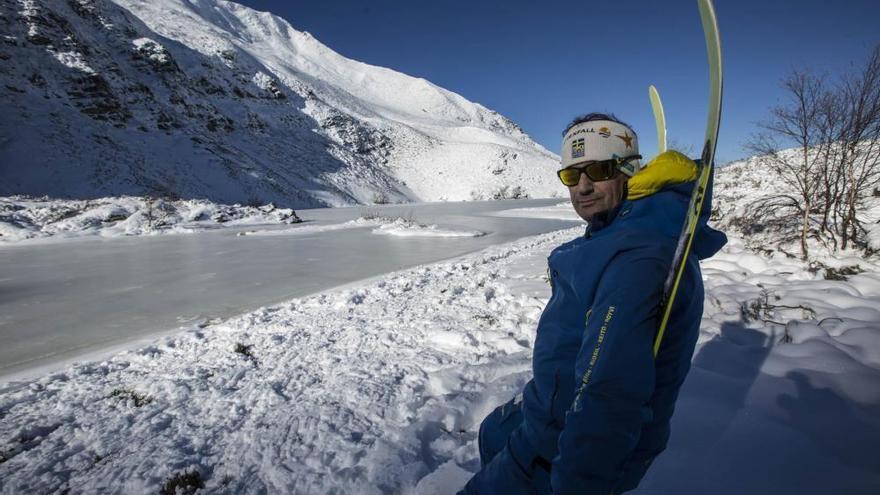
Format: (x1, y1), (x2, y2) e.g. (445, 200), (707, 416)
(0, 0), (561, 208)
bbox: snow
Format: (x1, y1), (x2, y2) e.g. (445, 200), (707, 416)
(235, 221), (364, 237)
(50, 49), (96, 74)
(131, 37), (171, 65)
(1, 213), (878, 493)
(0, 195), (300, 243)
(493, 200), (579, 221)
(367, 218), (485, 238)
(251, 71), (275, 91)
(235, 215), (485, 239)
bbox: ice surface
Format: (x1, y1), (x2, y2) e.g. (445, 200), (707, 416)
(0, 199), (576, 380)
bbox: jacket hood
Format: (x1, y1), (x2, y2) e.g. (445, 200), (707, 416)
(588, 150), (726, 259)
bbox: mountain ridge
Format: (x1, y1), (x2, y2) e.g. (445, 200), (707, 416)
(0, 0), (561, 208)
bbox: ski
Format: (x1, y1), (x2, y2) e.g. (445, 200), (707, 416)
(653, 0), (723, 357)
(649, 85), (667, 153)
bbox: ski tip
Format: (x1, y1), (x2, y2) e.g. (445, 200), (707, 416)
(697, 0), (722, 64)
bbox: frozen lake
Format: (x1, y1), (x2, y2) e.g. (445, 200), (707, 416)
(0, 199), (579, 380)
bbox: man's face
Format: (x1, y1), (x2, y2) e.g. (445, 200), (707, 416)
(567, 167), (628, 221)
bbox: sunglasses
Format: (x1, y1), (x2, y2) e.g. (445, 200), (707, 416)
(557, 155), (642, 186)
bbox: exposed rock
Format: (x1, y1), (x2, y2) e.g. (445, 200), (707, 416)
(67, 73), (130, 122)
(131, 37), (178, 72)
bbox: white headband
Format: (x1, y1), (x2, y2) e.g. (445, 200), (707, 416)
(561, 120), (641, 175)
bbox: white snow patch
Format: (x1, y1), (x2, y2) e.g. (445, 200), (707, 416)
(131, 37), (170, 64)
(251, 71), (274, 91)
(369, 218), (485, 238)
(50, 50), (95, 74)
(238, 215), (485, 238)
(494, 201), (581, 221)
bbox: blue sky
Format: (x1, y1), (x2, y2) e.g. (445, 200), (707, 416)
(237, 0), (879, 164)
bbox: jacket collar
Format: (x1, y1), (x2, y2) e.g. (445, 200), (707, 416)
(585, 199), (624, 238)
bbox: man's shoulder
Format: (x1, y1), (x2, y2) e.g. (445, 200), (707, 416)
(550, 234), (586, 256)
(608, 190), (688, 242)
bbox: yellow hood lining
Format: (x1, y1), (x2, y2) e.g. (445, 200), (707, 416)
(627, 150), (698, 200)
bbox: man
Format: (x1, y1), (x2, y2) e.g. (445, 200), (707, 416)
(461, 113), (727, 494)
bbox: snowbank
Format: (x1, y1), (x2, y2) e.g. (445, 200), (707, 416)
(237, 216), (485, 238)
(368, 218), (485, 238)
(0, 196), (301, 243)
(494, 201), (580, 221)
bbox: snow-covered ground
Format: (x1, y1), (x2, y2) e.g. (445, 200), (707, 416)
(2, 216), (878, 493)
(0, 195), (300, 243)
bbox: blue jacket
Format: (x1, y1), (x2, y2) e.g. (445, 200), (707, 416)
(464, 151), (727, 494)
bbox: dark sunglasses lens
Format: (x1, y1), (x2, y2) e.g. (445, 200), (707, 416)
(558, 169), (581, 186)
(586, 162), (615, 181)
(559, 160), (619, 186)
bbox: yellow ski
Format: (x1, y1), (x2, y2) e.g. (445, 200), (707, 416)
(653, 0), (723, 357)
(649, 85), (667, 153)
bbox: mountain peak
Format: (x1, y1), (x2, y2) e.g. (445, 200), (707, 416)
(0, 0), (561, 207)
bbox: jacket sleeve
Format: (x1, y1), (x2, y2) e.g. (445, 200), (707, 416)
(460, 435), (535, 495)
(551, 246), (667, 495)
